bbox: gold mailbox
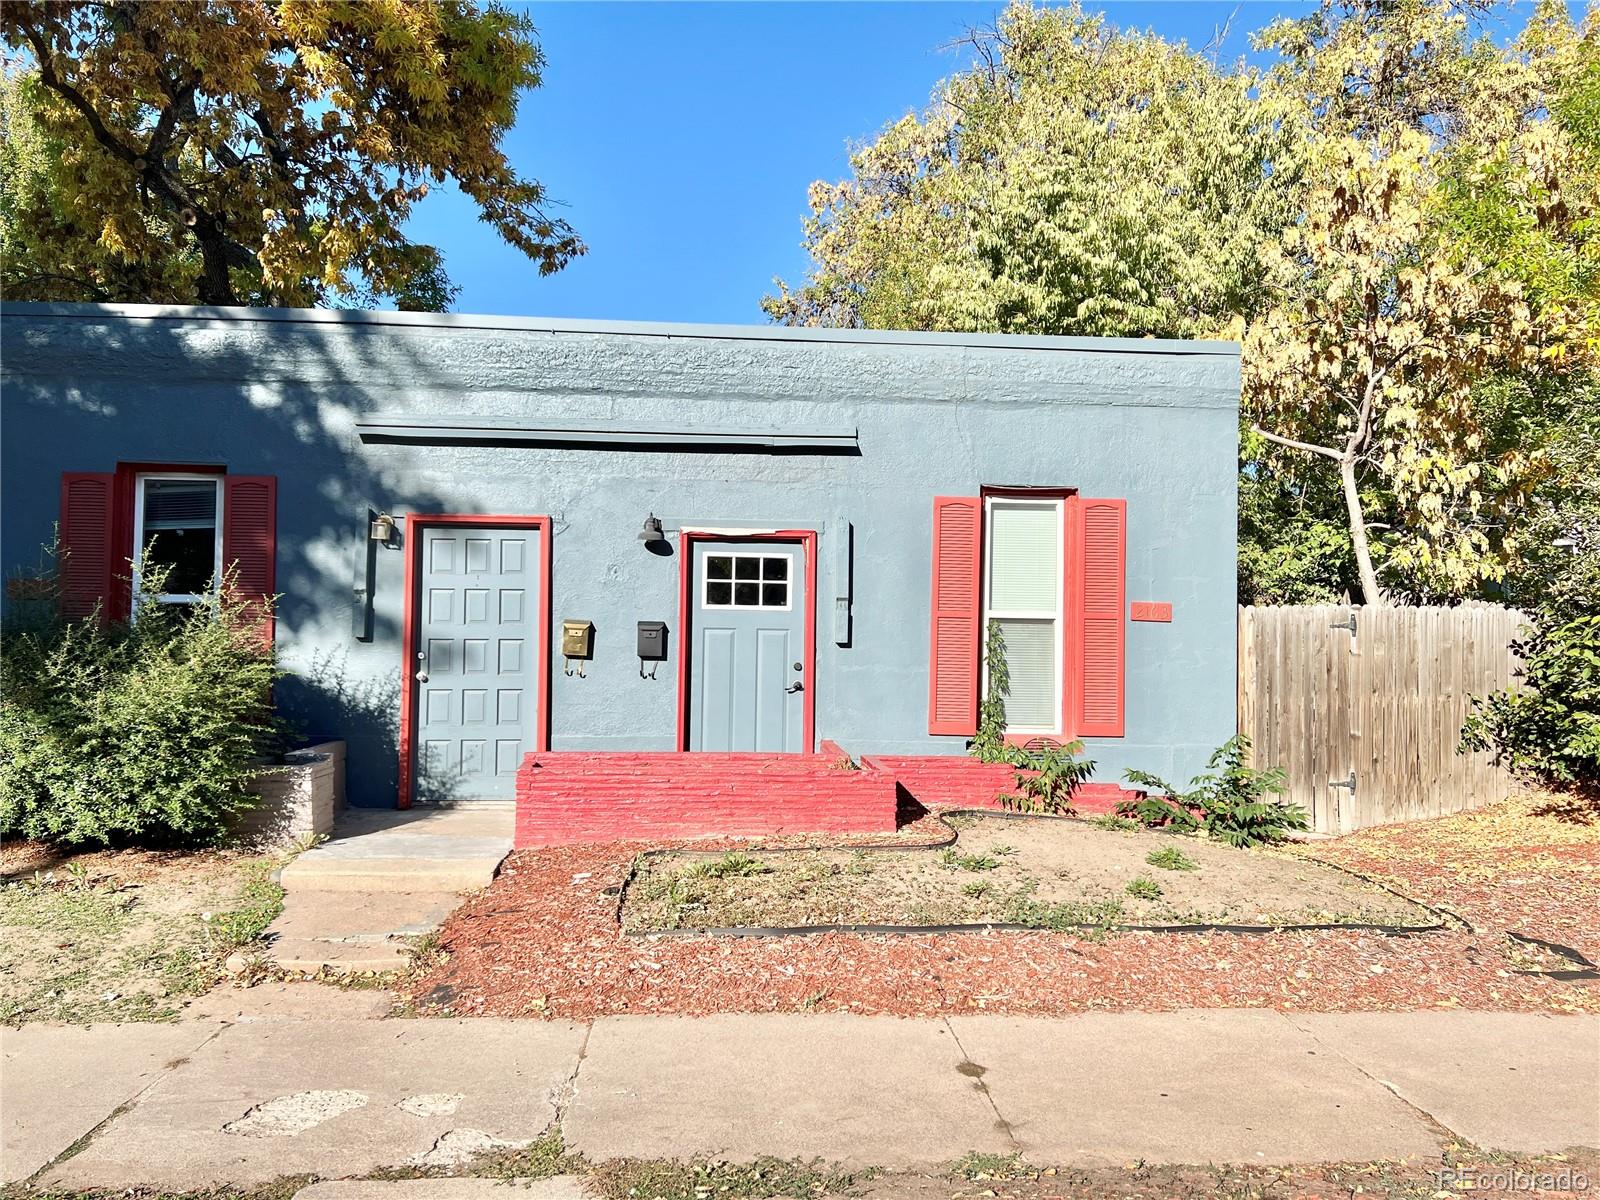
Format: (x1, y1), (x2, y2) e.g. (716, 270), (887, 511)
(561, 619), (594, 658)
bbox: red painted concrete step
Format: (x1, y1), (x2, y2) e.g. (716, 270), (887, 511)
(516, 751), (897, 848)
(516, 750), (1145, 848)
(864, 755), (1138, 816)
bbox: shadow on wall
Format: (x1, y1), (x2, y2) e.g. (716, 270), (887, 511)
(4, 310), (467, 807)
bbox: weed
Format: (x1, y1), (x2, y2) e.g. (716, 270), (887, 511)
(989, 843), (1018, 857)
(686, 852), (771, 879)
(588, 1156), (866, 1200)
(1122, 735), (1307, 847)
(1125, 876), (1162, 900)
(938, 848), (1000, 872)
(1004, 893), (1124, 935)
(948, 1151), (1034, 1182)
(960, 880), (992, 899)
(1091, 813), (1140, 832)
(470, 1126), (584, 1181)
(1146, 845), (1199, 871)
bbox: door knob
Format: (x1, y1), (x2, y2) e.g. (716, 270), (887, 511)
(415, 670), (430, 683)
(785, 681), (803, 693)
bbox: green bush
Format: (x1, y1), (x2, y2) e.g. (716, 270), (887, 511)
(1000, 740), (1096, 815)
(1119, 736), (1307, 848)
(1461, 614), (1600, 788)
(0, 565), (280, 847)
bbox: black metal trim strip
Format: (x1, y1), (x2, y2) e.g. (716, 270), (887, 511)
(614, 809), (1460, 940)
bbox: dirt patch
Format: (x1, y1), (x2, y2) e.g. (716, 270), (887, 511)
(0, 841), (285, 1025)
(622, 814), (1436, 933)
(406, 793), (1599, 1019)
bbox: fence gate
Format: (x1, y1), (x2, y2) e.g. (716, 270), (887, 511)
(1237, 604), (1524, 835)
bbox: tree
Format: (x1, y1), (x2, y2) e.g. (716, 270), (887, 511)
(1243, 0), (1597, 603)
(763, 2), (1301, 339)
(1243, 131), (1537, 604)
(0, 1), (583, 308)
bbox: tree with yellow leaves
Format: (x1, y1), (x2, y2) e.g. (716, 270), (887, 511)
(1243, 0), (1596, 603)
(0, 0), (582, 308)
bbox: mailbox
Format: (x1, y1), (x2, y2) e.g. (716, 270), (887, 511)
(561, 619), (594, 658)
(637, 621), (667, 661)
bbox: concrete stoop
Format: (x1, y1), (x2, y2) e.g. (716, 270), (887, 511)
(266, 804), (513, 974)
(265, 890), (466, 973)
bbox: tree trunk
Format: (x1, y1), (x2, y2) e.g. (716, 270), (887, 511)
(192, 218), (240, 306)
(1340, 453), (1383, 604)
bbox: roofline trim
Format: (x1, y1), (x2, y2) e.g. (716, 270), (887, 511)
(0, 301), (1241, 357)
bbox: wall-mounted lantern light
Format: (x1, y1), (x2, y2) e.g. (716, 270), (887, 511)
(638, 513), (670, 556)
(369, 513), (397, 545)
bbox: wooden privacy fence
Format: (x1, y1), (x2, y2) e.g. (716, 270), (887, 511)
(1238, 604), (1526, 835)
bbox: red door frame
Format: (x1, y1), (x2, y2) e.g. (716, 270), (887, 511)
(676, 529), (818, 753)
(397, 514), (553, 809)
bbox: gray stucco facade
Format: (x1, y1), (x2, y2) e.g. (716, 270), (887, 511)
(1, 303), (1239, 808)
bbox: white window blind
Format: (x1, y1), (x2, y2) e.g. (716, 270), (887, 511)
(995, 618), (1056, 729)
(985, 498), (1063, 734)
(989, 504), (1058, 611)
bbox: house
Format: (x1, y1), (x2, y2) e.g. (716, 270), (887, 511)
(1, 303), (1239, 825)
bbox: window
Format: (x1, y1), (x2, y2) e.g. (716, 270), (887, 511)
(703, 553), (791, 609)
(983, 497), (1063, 734)
(132, 474), (223, 608)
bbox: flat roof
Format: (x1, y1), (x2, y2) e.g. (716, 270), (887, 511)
(1, 301), (1239, 357)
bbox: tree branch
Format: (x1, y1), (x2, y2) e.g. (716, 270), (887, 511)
(1252, 424), (1346, 462)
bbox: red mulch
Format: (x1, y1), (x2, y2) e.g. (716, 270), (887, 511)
(407, 794), (1600, 1019)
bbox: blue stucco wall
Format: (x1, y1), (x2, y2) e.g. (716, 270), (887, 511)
(1, 304), (1240, 807)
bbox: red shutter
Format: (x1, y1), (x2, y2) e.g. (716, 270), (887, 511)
(59, 472), (116, 621)
(1075, 498), (1126, 737)
(928, 496), (983, 735)
(222, 475), (277, 650)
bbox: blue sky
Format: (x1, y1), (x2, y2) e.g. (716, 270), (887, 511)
(403, 2), (1318, 325)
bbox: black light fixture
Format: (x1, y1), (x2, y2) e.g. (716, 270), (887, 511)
(638, 513), (671, 556)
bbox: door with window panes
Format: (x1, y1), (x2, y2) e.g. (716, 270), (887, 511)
(687, 540), (806, 752)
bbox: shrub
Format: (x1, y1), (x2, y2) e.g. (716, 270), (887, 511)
(1119, 736), (1307, 848)
(1461, 614), (1600, 788)
(0, 563), (280, 848)
(1000, 740), (1096, 814)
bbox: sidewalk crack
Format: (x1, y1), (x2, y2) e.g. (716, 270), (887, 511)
(942, 1017), (1021, 1153)
(1280, 1012), (1461, 1147)
(552, 1020), (593, 1132)
(28, 1020), (232, 1187)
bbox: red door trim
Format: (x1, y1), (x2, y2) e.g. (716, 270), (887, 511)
(397, 513), (552, 809)
(676, 529), (818, 753)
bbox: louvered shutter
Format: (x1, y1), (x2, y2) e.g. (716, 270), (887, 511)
(928, 496), (982, 735)
(1075, 498), (1126, 737)
(59, 472), (116, 621)
(222, 475), (277, 650)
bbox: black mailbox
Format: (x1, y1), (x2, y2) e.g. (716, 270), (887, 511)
(637, 621), (667, 660)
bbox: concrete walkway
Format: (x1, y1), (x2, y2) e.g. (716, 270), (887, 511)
(3, 1006), (1596, 1190)
(266, 804), (512, 973)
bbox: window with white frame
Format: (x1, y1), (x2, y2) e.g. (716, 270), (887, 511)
(984, 497), (1063, 734)
(133, 474), (223, 608)
(702, 552), (791, 610)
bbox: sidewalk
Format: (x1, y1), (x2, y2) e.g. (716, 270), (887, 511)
(4, 1004), (1597, 1191)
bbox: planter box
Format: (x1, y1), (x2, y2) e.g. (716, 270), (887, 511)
(236, 739), (346, 848)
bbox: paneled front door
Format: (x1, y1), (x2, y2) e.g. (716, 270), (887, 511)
(413, 524), (543, 800)
(687, 539), (807, 752)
